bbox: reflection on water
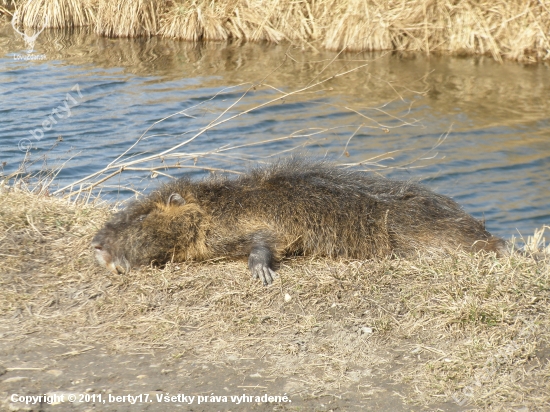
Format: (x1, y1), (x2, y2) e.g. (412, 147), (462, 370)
(0, 21), (549, 239)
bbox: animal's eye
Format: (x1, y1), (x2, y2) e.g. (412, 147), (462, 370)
(137, 215), (147, 222)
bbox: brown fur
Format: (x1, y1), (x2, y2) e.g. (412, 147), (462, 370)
(92, 158), (508, 284)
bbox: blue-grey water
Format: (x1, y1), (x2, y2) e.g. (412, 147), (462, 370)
(1, 22), (549, 240)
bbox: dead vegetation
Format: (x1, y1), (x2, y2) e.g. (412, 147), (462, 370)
(1, 185), (548, 409)
(11, 0), (93, 28)
(7, 0), (550, 62)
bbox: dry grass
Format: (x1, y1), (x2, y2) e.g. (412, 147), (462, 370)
(1, 185), (549, 409)
(14, 0), (94, 29)
(9, 0), (550, 62)
(95, 0), (158, 38)
(158, 1), (230, 41)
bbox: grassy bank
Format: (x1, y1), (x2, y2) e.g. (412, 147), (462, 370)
(1, 185), (549, 409)
(3, 0), (550, 62)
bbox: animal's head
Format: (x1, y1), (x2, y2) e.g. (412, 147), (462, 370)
(92, 187), (206, 274)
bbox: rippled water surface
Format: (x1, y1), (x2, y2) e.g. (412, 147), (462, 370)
(1, 22), (549, 239)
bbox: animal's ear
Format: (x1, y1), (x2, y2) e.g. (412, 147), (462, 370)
(167, 193), (186, 206)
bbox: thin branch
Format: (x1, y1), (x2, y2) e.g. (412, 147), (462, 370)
(54, 62), (370, 196)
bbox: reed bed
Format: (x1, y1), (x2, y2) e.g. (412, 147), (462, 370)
(95, 0), (158, 38)
(8, 0), (550, 62)
(13, 0), (93, 28)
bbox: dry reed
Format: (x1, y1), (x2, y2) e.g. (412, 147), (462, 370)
(50, 58), (430, 200)
(10, 0), (550, 62)
(14, 0), (94, 29)
(95, 0), (158, 38)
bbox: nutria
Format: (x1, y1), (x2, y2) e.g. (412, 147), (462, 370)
(92, 158), (507, 285)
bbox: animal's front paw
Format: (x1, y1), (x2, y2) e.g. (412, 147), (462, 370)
(250, 263), (278, 286)
(248, 245), (277, 286)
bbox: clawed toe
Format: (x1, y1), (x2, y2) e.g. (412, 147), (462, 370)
(251, 264), (278, 286)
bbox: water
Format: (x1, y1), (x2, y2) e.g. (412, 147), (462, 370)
(1, 22), (549, 240)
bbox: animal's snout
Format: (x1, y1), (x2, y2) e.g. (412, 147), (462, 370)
(91, 239), (122, 274)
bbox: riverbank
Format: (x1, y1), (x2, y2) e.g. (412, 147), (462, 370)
(3, 0), (550, 62)
(1, 185), (549, 409)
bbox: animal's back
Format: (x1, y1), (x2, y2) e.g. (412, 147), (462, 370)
(164, 158), (503, 259)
